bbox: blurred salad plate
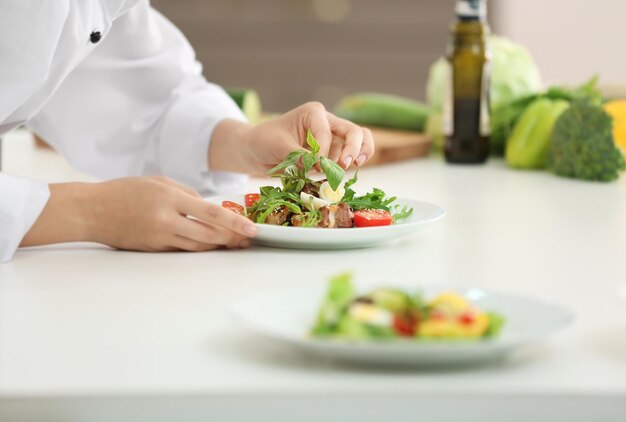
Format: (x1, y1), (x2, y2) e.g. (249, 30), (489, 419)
(231, 273), (574, 366)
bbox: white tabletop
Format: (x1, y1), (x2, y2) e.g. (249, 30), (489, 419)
(1, 130), (626, 421)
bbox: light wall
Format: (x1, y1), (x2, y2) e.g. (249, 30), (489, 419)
(495, 0), (626, 87)
(151, 0), (456, 112)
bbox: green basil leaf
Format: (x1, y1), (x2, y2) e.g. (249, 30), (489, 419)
(284, 165), (299, 176)
(302, 152), (318, 175)
(267, 150), (307, 175)
(319, 156), (345, 191)
(306, 129), (320, 154)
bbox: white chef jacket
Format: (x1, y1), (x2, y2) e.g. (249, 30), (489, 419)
(0, 0), (248, 262)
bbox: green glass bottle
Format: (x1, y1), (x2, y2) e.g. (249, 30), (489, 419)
(443, 0), (491, 164)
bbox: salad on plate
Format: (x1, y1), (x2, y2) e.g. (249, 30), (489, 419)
(221, 129), (413, 229)
(311, 273), (505, 340)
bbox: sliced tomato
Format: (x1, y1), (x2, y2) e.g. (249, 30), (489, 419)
(393, 313), (418, 337)
(245, 193), (261, 207)
(458, 311), (476, 325)
(222, 200), (244, 215)
(353, 209), (393, 227)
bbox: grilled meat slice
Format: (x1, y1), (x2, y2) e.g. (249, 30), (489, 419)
(301, 179), (326, 196)
(318, 206), (332, 228)
(333, 202), (354, 228)
(264, 205), (292, 226)
(291, 214), (305, 227)
(317, 203), (354, 228)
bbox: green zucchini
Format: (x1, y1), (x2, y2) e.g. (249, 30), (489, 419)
(226, 88), (262, 124)
(334, 93), (429, 131)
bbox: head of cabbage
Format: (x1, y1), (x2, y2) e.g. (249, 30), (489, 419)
(426, 35), (542, 155)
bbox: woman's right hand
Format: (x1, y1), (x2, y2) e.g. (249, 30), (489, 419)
(21, 176), (257, 252)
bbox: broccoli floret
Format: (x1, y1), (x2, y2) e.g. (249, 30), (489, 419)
(547, 101), (625, 182)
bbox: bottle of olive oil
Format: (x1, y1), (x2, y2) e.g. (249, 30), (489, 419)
(443, 0), (491, 164)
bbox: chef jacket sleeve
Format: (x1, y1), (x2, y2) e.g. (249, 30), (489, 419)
(27, 0), (249, 195)
(0, 173), (50, 262)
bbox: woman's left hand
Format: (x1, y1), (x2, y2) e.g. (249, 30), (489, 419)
(209, 102), (375, 176)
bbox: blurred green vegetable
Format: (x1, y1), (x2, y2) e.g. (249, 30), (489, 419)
(426, 36), (543, 153)
(424, 113), (444, 155)
(334, 93), (429, 131)
(493, 76), (603, 156)
(547, 101), (626, 182)
(484, 313), (506, 338)
(310, 272), (355, 336)
(226, 88), (262, 124)
(337, 316), (394, 339)
(505, 98), (569, 169)
(367, 288), (413, 314)
(336, 316), (370, 339)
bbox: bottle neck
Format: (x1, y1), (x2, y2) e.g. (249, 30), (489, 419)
(455, 0), (487, 22)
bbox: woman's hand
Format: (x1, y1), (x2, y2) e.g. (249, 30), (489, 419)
(209, 102), (375, 176)
(21, 176), (257, 252)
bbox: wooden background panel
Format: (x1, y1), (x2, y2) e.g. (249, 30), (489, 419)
(151, 0), (458, 112)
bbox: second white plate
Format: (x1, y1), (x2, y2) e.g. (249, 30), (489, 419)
(231, 285), (573, 366)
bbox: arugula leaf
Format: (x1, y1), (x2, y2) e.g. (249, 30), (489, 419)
(342, 171), (414, 219)
(267, 150), (307, 175)
(278, 165), (311, 194)
(344, 170), (358, 190)
(344, 188), (395, 211)
(255, 199), (302, 224)
(247, 185), (304, 224)
(306, 129), (321, 154)
(259, 186), (280, 197)
(392, 205), (414, 223)
(297, 208), (322, 227)
(319, 156), (345, 191)
(342, 170), (359, 201)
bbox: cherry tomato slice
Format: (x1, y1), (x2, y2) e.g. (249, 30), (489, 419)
(458, 311), (476, 325)
(353, 209), (393, 227)
(245, 193), (261, 207)
(393, 313), (418, 337)
(222, 200), (244, 215)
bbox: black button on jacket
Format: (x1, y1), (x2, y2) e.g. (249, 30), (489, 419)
(90, 31), (102, 44)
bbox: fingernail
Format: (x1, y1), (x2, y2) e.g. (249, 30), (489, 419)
(356, 154), (367, 166)
(244, 224), (257, 236)
(239, 239), (251, 248)
(343, 156), (353, 168)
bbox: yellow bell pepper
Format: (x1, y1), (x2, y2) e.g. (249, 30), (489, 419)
(428, 292), (470, 313)
(604, 100), (626, 154)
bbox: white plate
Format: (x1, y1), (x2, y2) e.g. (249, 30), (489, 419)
(231, 285), (573, 366)
(206, 195), (445, 249)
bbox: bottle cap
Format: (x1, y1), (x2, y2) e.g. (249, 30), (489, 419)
(456, 0), (487, 20)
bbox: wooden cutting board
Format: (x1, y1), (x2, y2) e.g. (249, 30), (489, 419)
(365, 127), (431, 166)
